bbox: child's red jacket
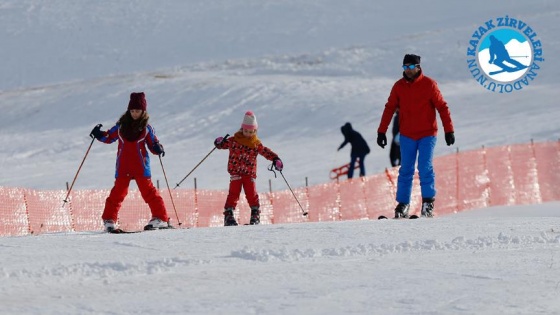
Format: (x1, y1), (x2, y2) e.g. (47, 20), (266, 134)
(97, 123), (160, 178)
(216, 131), (278, 178)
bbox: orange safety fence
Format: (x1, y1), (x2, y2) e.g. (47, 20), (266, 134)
(329, 159), (361, 181)
(1, 141), (559, 236)
(306, 181), (340, 222)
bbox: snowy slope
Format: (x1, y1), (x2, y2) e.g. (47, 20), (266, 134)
(0, 0), (559, 192)
(1, 203), (559, 314)
(1, 1), (560, 314)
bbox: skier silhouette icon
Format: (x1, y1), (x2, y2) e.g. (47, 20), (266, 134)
(488, 35), (528, 75)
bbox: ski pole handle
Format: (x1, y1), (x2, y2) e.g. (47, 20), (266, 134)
(216, 133), (230, 146)
(89, 124), (103, 139)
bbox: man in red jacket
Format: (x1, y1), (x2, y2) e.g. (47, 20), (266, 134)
(376, 54), (455, 218)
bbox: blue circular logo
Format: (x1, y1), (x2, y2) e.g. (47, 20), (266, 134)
(466, 16), (544, 93)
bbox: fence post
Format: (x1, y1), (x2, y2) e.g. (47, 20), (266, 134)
(194, 177), (199, 228)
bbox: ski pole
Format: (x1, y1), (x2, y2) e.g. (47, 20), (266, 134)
(175, 133), (229, 188)
(63, 125), (101, 206)
(270, 166), (308, 216)
(280, 171), (308, 216)
(159, 155), (182, 226)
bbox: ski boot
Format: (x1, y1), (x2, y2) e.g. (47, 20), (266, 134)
(421, 198), (435, 218)
(103, 220), (116, 232)
(223, 208), (238, 226)
(394, 203), (410, 219)
(144, 218), (172, 230)
(249, 206), (261, 225)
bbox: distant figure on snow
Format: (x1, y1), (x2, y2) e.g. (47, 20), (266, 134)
(488, 35), (527, 72)
(337, 122), (370, 179)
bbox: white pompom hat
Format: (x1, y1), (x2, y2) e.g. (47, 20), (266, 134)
(241, 111), (258, 130)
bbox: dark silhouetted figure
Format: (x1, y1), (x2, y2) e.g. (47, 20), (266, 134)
(338, 122), (370, 178)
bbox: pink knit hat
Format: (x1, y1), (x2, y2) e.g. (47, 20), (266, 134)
(241, 111), (258, 130)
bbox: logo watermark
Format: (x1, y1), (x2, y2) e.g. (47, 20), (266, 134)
(466, 15), (544, 93)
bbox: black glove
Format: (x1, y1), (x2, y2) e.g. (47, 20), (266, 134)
(377, 133), (387, 148)
(90, 124), (103, 140)
(445, 132), (455, 146)
(153, 142), (165, 157)
(272, 157), (283, 171)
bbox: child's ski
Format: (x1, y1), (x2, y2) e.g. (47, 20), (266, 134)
(377, 215), (420, 220)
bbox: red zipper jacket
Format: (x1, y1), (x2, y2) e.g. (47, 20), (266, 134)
(377, 71), (454, 140)
(98, 123), (160, 178)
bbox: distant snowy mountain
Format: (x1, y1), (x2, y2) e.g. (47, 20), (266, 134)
(0, 1), (558, 192)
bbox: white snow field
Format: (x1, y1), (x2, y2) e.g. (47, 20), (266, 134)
(1, 1), (559, 314)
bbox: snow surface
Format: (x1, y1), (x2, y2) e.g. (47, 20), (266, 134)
(1, 203), (560, 314)
(1, 1), (560, 314)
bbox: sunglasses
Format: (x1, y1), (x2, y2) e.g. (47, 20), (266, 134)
(402, 64), (419, 70)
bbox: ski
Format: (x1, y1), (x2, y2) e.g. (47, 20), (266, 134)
(107, 228), (142, 234)
(489, 66), (527, 76)
(106, 226), (175, 234)
(378, 215), (420, 220)
(488, 69), (508, 75)
(143, 225), (175, 231)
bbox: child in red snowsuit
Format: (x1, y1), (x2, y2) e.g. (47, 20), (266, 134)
(214, 111), (283, 226)
(90, 92), (170, 231)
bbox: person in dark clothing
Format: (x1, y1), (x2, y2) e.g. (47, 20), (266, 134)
(389, 111), (401, 167)
(337, 122), (370, 178)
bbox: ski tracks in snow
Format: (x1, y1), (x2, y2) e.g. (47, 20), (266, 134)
(230, 231), (560, 262)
